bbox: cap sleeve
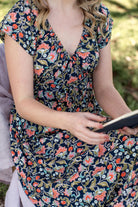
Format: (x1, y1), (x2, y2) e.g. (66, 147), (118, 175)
(0, 0), (38, 56)
(96, 4), (113, 49)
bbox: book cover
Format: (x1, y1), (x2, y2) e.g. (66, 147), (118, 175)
(96, 110), (138, 133)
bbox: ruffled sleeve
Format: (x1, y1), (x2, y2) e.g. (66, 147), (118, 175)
(96, 4), (113, 49)
(0, 0), (38, 56)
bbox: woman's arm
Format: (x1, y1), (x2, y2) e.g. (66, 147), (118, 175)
(93, 42), (138, 135)
(5, 35), (109, 144)
(5, 34), (67, 129)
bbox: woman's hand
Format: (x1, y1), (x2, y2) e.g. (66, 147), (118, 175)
(64, 112), (109, 145)
(119, 127), (138, 136)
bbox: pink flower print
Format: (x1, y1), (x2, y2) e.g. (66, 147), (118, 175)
(68, 152), (75, 159)
(82, 62), (90, 69)
(25, 0), (29, 5)
(95, 51), (99, 58)
(56, 132), (63, 139)
(67, 76), (78, 84)
(9, 12), (17, 22)
(78, 164), (86, 172)
(98, 144), (106, 157)
(54, 70), (61, 78)
(34, 68), (44, 76)
(13, 156), (18, 164)
(32, 9), (38, 16)
(10, 114), (13, 124)
(64, 188), (71, 197)
(116, 166), (122, 172)
(52, 101), (58, 109)
(118, 188), (122, 196)
(98, 36), (102, 44)
(87, 82), (92, 88)
(3, 25), (12, 34)
(55, 146), (67, 156)
(33, 182), (38, 187)
(17, 150), (22, 157)
(24, 8), (30, 14)
(29, 197), (38, 205)
(88, 102), (94, 108)
(37, 43), (50, 51)
(107, 170), (116, 183)
(83, 192), (93, 203)
(95, 191), (106, 201)
(47, 51), (57, 63)
(134, 179), (138, 186)
(36, 146), (46, 154)
(131, 171), (136, 180)
(55, 167), (65, 174)
(122, 136), (127, 141)
(114, 202), (124, 207)
(53, 200), (60, 206)
(52, 188), (59, 199)
(110, 142), (115, 150)
(106, 18), (109, 31)
(12, 34), (16, 40)
(42, 197), (51, 204)
(83, 156), (94, 166)
(77, 51), (90, 59)
(45, 91), (54, 99)
(125, 138), (135, 148)
(68, 62), (73, 68)
(23, 121), (27, 129)
(40, 138), (45, 144)
(131, 191), (136, 197)
(77, 148), (83, 153)
(20, 171), (26, 179)
(26, 129), (35, 137)
(101, 7), (107, 16)
(70, 172), (79, 182)
(38, 90), (43, 98)
(92, 166), (105, 176)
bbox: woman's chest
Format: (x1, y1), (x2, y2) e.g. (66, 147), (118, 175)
(33, 25), (100, 78)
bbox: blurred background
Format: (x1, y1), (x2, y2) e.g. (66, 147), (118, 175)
(0, 0), (138, 205)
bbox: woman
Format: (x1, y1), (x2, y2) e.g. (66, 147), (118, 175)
(0, 0), (137, 206)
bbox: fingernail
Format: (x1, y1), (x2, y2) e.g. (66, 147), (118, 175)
(99, 124), (103, 128)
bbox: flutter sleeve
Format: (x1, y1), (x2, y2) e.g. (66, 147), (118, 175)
(96, 4), (113, 49)
(0, 0), (38, 56)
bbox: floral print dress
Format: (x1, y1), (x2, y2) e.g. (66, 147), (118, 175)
(0, 0), (138, 206)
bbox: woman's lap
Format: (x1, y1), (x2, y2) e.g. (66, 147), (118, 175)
(15, 131), (138, 207)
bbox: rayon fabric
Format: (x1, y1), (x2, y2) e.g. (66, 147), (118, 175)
(0, 0), (137, 206)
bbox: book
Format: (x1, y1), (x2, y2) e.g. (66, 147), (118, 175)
(95, 110), (138, 133)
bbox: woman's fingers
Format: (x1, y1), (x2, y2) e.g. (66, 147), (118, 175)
(75, 127), (109, 145)
(119, 127), (138, 135)
(86, 120), (103, 129)
(84, 112), (106, 129)
(85, 112), (106, 122)
(66, 112), (110, 145)
(78, 135), (106, 145)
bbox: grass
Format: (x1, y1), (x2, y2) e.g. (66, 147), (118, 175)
(0, 182), (9, 203)
(0, 0), (138, 201)
(104, 0), (138, 109)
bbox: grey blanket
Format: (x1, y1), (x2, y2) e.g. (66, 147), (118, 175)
(0, 43), (14, 172)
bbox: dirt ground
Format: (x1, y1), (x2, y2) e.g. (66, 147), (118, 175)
(0, 168), (12, 207)
(0, 200), (4, 207)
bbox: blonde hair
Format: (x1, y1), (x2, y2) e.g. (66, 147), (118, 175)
(32, 0), (106, 37)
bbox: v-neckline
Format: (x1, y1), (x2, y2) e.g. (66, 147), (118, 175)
(46, 19), (85, 60)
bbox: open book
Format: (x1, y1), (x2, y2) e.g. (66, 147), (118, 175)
(95, 110), (138, 133)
